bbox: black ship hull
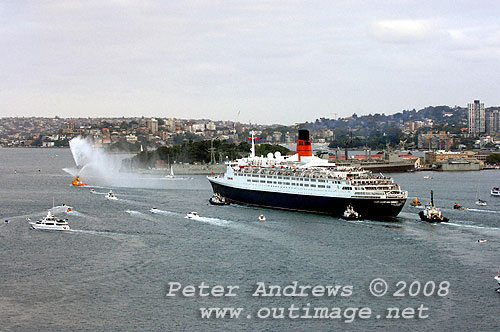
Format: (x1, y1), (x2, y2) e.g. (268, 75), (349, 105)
(209, 180), (406, 219)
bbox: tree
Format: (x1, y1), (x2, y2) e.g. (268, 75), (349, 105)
(486, 153), (500, 164)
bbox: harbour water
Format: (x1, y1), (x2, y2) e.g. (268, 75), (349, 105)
(1, 148), (500, 331)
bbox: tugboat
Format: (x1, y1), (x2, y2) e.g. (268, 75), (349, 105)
(453, 203), (467, 210)
(209, 193), (229, 206)
(105, 190), (117, 200)
(410, 197), (422, 207)
(72, 176), (87, 187)
(29, 211), (70, 231)
(341, 205), (362, 220)
(418, 191), (449, 223)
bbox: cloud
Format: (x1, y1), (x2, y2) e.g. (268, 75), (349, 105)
(371, 19), (433, 43)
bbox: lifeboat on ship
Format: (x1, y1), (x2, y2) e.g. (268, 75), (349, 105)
(72, 176), (87, 187)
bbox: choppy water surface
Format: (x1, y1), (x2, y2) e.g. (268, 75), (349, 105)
(1, 148), (500, 331)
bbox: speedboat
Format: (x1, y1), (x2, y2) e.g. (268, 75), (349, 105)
(410, 198), (422, 207)
(186, 211), (200, 219)
(90, 189), (96, 194)
(105, 190), (117, 200)
(341, 205), (362, 220)
(209, 193), (229, 206)
(418, 191), (449, 223)
(150, 207), (160, 213)
(29, 211), (70, 231)
(72, 176), (87, 187)
(491, 187), (500, 196)
(258, 214), (266, 222)
(475, 199), (487, 206)
(495, 272), (500, 293)
(453, 203), (467, 210)
(423, 176), (432, 179)
(478, 239), (488, 243)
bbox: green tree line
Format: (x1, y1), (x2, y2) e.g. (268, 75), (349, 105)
(129, 140), (289, 168)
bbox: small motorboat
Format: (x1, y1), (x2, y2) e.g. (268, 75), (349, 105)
(453, 203), (467, 210)
(29, 211), (70, 231)
(495, 272), (500, 293)
(410, 198), (422, 207)
(90, 189), (96, 194)
(209, 193), (229, 206)
(491, 187), (500, 196)
(258, 214), (266, 222)
(478, 239), (488, 243)
(418, 191), (449, 223)
(72, 176), (87, 187)
(4, 219), (8, 223)
(105, 190), (117, 200)
(475, 199), (487, 206)
(150, 207), (160, 213)
(341, 204), (362, 220)
(186, 211), (200, 219)
(423, 175), (432, 179)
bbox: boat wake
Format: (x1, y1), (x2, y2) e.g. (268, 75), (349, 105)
(184, 215), (232, 227)
(444, 222), (500, 232)
(69, 229), (136, 237)
(464, 208), (500, 214)
(150, 209), (178, 216)
(125, 210), (143, 215)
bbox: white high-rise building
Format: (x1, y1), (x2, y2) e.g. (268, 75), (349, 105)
(147, 118), (158, 133)
(468, 100), (485, 136)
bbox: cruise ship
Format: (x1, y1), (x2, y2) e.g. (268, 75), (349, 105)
(207, 130), (408, 219)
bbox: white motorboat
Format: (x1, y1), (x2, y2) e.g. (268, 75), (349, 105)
(491, 187), (500, 196)
(495, 273), (500, 293)
(475, 199), (487, 206)
(90, 188), (96, 194)
(186, 211), (200, 219)
(475, 184), (487, 206)
(258, 214), (266, 222)
(30, 211), (70, 231)
(150, 207), (160, 213)
(105, 190), (117, 200)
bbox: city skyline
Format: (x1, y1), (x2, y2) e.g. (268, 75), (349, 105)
(2, 1), (500, 124)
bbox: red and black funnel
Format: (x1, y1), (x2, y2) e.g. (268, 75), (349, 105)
(296, 129), (312, 161)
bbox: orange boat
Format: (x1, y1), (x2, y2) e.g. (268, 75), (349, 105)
(72, 176), (87, 187)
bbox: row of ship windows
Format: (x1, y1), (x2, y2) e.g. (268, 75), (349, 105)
(246, 178), (356, 191)
(246, 179), (334, 188)
(239, 174), (341, 184)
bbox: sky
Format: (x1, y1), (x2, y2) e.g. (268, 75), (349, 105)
(1, 0), (500, 125)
